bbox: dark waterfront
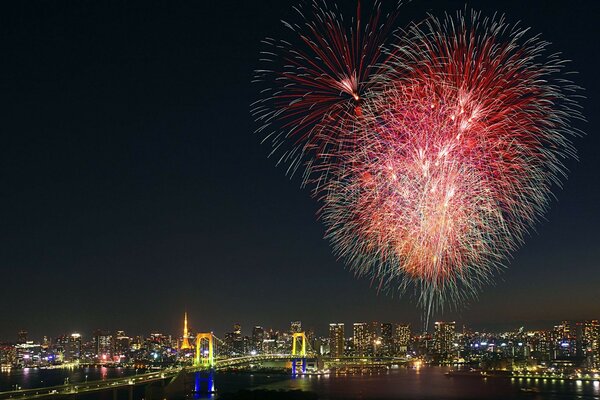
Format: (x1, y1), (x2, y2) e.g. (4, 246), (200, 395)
(257, 367), (600, 399)
(2, 367), (600, 399)
(0, 366), (139, 391)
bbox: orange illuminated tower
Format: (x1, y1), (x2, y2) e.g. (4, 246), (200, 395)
(181, 312), (192, 350)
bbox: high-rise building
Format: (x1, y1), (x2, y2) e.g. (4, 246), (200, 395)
(64, 333), (82, 362)
(394, 324), (411, 355)
(329, 323), (345, 357)
(180, 313), (192, 350)
(553, 321), (574, 358)
(583, 320), (599, 367)
(290, 321), (302, 334)
(368, 322), (379, 355)
(225, 323), (243, 356)
(93, 330), (113, 361)
(114, 331), (131, 360)
(251, 326), (264, 354)
(433, 321), (456, 356)
(353, 323), (369, 356)
(381, 323), (394, 356)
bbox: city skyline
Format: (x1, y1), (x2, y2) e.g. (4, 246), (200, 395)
(3, 313), (598, 373)
(4, 314), (600, 345)
(0, 0), (598, 340)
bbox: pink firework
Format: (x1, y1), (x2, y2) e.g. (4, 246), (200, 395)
(253, 3), (583, 322)
(321, 10), (582, 319)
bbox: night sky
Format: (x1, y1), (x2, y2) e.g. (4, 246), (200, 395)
(0, 0), (598, 341)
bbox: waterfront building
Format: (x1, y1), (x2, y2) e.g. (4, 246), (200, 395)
(433, 321), (456, 358)
(394, 324), (411, 356)
(93, 330), (113, 361)
(114, 331), (131, 361)
(353, 323), (369, 356)
(251, 326), (264, 354)
(381, 323), (393, 356)
(329, 323), (345, 358)
(66, 333), (82, 362)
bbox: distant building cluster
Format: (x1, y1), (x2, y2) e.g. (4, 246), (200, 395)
(1, 317), (598, 379)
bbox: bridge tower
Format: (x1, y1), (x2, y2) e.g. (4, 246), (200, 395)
(291, 332), (307, 375)
(194, 333), (215, 369)
(180, 312), (192, 350)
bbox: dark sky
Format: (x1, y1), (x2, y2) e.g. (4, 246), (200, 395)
(0, 0), (598, 341)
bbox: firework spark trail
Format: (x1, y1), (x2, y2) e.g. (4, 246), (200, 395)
(253, 2), (583, 328)
(251, 0), (403, 187)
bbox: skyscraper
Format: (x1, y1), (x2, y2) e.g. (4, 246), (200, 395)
(381, 323), (393, 356)
(353, 323), (369, 356)
(65, 333), (82, 362)
(329, 323), (345, 357)
(114, 331), (131, 360)
(252, 326), (264, 354)
(433, 321), (456, 356)
(583, 320), (599, 367)
(93, 330), (113, 361)
(368, 322), (379, 356)
(394, 324), (411, 356)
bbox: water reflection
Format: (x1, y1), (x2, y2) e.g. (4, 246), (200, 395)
(193, 371), (215, 399)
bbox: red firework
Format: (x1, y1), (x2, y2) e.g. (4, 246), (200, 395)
(322, 11), (582, 317)
(253, 3), (583, 321)
(251, 0), (402, 184)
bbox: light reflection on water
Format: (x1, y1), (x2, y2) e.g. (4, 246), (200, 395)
(247, 367), (600, 400)
(0, 366), (138, 391)
(3, 367), (600, 399)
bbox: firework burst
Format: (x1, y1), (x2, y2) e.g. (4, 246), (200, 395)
(253, 3), (583, 324)
(251, 0), (402, 186)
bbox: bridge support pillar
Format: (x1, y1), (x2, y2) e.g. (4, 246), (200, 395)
(194, 333), (215, 369)
(291, 332), (307, 375)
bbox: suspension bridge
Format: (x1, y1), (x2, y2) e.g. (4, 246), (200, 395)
(0, 331), (406, 399)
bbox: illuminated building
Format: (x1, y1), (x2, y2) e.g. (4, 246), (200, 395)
(368, 322), (379, 356)
(353, 323), (369, 356)
(93, 330), (113, 361)
(251, 326), (264, 354)
(583, 320), (599, 367)
(553, 321), (575, 358)
(180, 313), (192, 350)
(15, 342), (40, 367)
(65, 333), (82, 362)
(381, 323), (393, 356)
(329, 323), (345, 357)
(0, 344), (16, 367)
(433, 321), (456, 356)
(114, 331), (131, 360)
(394, 324), (411, 355)
(225, 323), (243, 356)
